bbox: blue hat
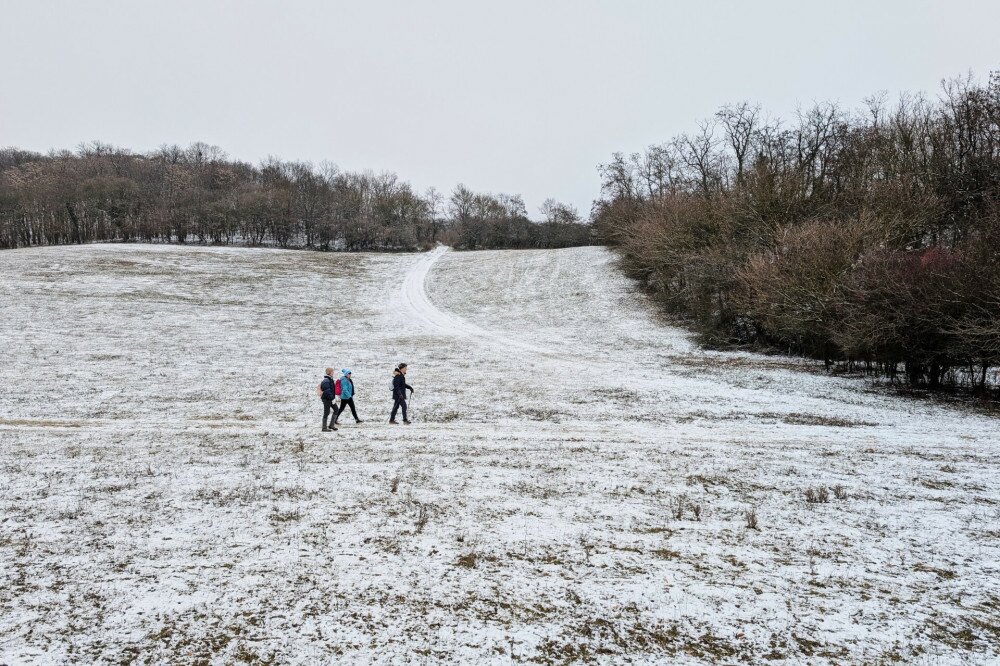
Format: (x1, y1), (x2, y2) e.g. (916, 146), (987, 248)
(342, 368), (351, 375)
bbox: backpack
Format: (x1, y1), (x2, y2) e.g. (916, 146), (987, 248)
(335, 379), (342, 397)
(316, 381), (324, 398)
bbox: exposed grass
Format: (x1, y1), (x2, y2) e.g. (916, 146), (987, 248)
(1, 244), (997, 663)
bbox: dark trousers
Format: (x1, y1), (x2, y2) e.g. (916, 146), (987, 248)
(322, 398), (337, 429)
(337, 398), (359, 421)
(391, 397), (408, 421)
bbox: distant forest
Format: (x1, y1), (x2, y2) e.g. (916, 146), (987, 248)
(594, 72), (1000, 395)
(0, 144), (592, 252)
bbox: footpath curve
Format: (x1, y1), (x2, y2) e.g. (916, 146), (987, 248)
(400, 246), (566, 359)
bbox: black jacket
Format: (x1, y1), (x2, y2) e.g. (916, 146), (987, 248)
(321, 375), (336, 401)
(392, 373), (413, 400)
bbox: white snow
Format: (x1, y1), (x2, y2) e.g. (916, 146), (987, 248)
(0, 243), (998, 664)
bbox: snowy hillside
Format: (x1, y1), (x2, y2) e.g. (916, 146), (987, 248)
(1, 244), (998, 664)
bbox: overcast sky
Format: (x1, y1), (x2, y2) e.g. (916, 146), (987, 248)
(2, 0), (998, 216)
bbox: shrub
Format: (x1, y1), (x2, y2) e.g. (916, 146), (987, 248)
(595, 70), (1000, 396)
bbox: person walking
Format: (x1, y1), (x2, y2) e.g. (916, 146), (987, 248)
(336, 369), (363, 424)
(320, 368), (339, 432)
(389, 363), (414, 425)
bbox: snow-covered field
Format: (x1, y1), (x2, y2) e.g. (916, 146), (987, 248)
(1, 244), (998, 664)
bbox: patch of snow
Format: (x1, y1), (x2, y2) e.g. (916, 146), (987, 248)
(0, 244), (997, 663)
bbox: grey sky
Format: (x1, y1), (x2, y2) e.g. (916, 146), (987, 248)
(2, 0), (998, 217)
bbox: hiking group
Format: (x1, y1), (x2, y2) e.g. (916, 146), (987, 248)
(319, 364), (414, 432)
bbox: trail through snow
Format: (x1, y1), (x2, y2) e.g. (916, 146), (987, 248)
(401, 245), (568, 360)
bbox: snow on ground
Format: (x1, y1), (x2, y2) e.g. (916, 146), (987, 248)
(1, 243), (998, 664)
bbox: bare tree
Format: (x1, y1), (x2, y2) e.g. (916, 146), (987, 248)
(716, 102), (761, 186)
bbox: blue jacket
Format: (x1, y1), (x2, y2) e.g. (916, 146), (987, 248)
(340, 375), (355, 400)
(320, 375), (336, 401)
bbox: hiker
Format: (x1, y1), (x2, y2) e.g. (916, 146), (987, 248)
(320, 368), (339, 432)
(336, 369), (363, 423)
(390, 363), (414, 425)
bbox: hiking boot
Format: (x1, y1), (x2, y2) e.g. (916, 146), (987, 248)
(322, 427), (332, 432)
(355, 419), (364, 424)
(389, 420), (399, 425)
(403, 420), (412, 425)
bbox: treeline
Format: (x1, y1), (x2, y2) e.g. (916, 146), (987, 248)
(447, 186), (593, 249)
(0, 143), (591, 252)
(594, 72), (1000, 394)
